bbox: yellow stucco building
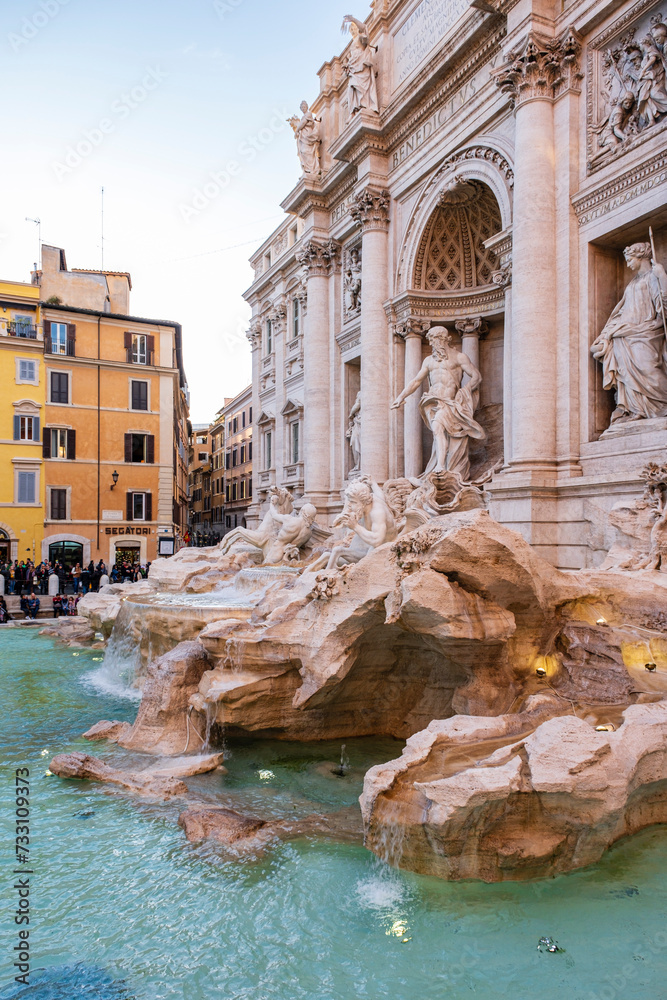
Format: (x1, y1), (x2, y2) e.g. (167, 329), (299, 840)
(0, 279), (44, 564)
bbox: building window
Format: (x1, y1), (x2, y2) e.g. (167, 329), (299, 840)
(225, 452), (231, 470)
(50, 371), (69, 404)
(240, 444), (245, 464)
(232, 482), (237, 501)
(291, 422), (300, 464)
(225, 484), (230, 502)
(125, 332), (154, 365)
(226, 516), (231, 528)
(14, 415), (39, 442)
(248, 441), (252, 461)
(50, 323), (68, 355)
(249, 407), (252, 423)
(126, 491), (152, 521)
(133, 335), (147, 364)
(266, 319), (272, 356)
(17, 471), (36, 504)
(50, 489), (67, 520)
(16, 359), (38, 385)
(228, 421), (232, 435)
(233, 416), (238, 433)
(45, 428), (76, 460)
(242, 411), (246, 428)
(131, 380), (148, 411)
(265, 431), (272, 470)
(232, 449), (238, 467)
(199, 451), (208, 462)
(125, 433), (154, 464)
(293, 298), (300, 339)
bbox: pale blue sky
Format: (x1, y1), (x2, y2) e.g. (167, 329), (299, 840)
(0, 0), (361, 421)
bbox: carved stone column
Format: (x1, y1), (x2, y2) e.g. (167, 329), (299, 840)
(351, 188), (390, 483)
(455, 317), (488, 380)
(493, 28), (582, 475)
(245, 319), (262, 526)
(296, 239), (340, 505)
(397, 320), (426, 479)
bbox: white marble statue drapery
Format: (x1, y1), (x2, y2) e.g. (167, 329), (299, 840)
(591, 241), (667, 424)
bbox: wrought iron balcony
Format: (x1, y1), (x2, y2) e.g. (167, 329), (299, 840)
(7, 322), (37, 339)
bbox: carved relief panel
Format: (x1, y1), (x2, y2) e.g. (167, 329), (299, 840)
(342, 241), (362, 322)
(588, 2), (667, 172)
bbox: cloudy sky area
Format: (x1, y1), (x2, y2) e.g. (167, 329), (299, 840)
(0, 0), (358, 422)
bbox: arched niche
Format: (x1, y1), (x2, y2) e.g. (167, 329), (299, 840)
(414, 180), (503, 291)
(396, 141), (513, 295)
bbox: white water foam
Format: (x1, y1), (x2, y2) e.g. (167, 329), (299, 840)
(355, 872), (409, 911)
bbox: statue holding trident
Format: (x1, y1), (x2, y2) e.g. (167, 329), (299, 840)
(392, 326), (485, 482)
(591, 230), (667, 424)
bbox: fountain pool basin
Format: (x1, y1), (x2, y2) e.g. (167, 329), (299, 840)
(2, 629), (667, 1000)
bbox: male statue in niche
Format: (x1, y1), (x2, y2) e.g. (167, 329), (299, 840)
(591, 240), (667, 425)
(391, 326), (485, 482)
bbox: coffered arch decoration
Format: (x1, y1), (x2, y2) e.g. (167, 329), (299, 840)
(396, 140), (514, 295)
(414, 181), (502, 291)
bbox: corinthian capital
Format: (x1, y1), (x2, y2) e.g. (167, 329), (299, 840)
(492, 27), (582, 107)
(246, 319), (262, 350)
(350, 188), (390, 231)
(296, 239), (341, 277)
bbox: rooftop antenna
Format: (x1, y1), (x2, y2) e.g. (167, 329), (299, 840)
(25, 217), (41, 270)
(101, 186), (105, 270)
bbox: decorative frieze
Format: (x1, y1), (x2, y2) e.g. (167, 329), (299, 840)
(350, 188), (390, 230)
(493, 27), (583, 107)
(587, 3), (667, 173)
(572, 148), (667, 226)
(296, 239), (341, 276)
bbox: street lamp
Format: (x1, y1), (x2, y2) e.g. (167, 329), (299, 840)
(111, 470), (119, 490)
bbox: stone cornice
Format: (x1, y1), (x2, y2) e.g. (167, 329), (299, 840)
(492, 26), (583, 107)
(350, 188), (390, 231)
(295, 239), (341, 276)
(572, 149), (667, 227)
(387, 286), (506, 324)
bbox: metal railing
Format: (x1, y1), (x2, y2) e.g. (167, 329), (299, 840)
(7, 323), (37, 339)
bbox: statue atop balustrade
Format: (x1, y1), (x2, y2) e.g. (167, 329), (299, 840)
(288, 102), (321, 177)
(341, 15), (379, 116)
(591, 241), (667, 425)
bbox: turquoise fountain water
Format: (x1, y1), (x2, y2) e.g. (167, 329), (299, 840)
(1, 628), (667, 999)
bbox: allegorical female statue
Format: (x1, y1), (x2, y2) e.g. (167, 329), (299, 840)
(341, 15), (379, 116)
(591, 241), (667, 424)
(288, 102), (321, 176)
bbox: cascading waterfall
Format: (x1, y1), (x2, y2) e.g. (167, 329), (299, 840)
(83, 600), (142, 701)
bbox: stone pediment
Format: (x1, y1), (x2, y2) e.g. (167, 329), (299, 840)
(256, 410), (275, 427)
(281, 398), (303, 417)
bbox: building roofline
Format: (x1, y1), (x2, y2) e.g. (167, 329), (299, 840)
(42, 302), (188, 390)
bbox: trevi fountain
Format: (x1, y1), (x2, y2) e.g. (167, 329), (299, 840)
(3, 0), (667, 995)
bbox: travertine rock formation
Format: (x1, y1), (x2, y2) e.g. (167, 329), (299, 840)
(49, 751), (187, 800)
(119, 641), (211, 755)
(361, 701), (667, 881)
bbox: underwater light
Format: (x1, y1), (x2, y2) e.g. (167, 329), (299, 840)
(535, 665), (547, 677)
(595, 724), (615, 732)
(645, 663), (657, 672)
(596, 618), (607, 626)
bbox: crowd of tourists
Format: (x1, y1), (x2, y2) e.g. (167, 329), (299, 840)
(0, 558), (151, 623)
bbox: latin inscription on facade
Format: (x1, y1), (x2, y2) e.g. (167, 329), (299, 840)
(390, 58), (497, 171)
(393, 0), (470, 88)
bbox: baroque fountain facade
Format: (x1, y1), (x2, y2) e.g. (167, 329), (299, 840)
(49, 0), (667, 882)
